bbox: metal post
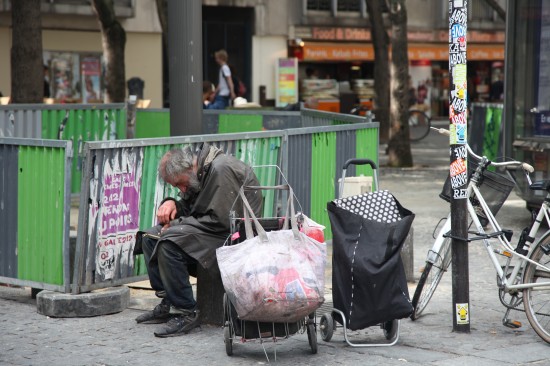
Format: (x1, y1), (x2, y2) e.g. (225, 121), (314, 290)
(126, 95), (137, 139)
(449, 0), (470, 332)
(167, 0), (202, 136)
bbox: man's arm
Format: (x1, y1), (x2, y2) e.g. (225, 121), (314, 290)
(223, 65), (236, 100)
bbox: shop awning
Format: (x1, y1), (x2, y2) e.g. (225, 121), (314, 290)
(301, 42), (504, 62)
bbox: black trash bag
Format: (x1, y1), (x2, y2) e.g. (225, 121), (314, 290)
(327, 190), (414, 330)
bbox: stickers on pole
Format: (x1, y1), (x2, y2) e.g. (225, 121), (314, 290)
(456, 303), (469, 325)
(449, 0), (468, 199)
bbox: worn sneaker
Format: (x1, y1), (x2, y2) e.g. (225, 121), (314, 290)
(154, 309), (201, 338)
(135, 299), (172, 324)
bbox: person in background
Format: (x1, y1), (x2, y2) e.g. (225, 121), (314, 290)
(490, 73), (504, 102)
(202, 81), (215, 109)
(211, 49), (235, 109)
(203, 80), (227, 110)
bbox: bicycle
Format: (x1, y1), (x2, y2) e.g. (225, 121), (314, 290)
(410, 128), (550, 344)
(349, 106), (431, 142)
(408, 109), (431, 142)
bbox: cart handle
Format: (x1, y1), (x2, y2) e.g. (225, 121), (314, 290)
(339, 158), (378, 199)
(342, 158), (378, 170)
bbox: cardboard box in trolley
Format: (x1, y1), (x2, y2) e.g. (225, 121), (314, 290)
(338, 176), (373, 198)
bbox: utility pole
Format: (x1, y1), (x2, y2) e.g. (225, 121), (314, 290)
(167, 0), (202, 136)
(449, 0), (470, 332)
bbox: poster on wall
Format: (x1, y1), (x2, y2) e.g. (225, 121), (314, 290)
(89, 149), (143, 281)
(409, 60), (432, 117)
(81, 56), (102, 103)
(49, 52), (80, 102)
(276, 58), (298, 107)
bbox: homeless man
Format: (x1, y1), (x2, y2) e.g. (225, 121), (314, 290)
(134, 143), (262, 337)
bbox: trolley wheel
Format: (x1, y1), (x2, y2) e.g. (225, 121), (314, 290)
(223, 293), (234, 356)
(307, 320), (318, 354)
(383, 319), (398, 341)
(319, 313), (334, 342)
(224, 323), (233, 356)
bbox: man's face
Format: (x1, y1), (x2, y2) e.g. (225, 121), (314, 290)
(170, 170), (200, 195)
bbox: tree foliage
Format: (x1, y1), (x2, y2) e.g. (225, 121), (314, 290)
(91, 0), (126, 103)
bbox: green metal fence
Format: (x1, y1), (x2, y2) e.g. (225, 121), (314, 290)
(0, 138), (72, 292)
(74, 122), (378, 293)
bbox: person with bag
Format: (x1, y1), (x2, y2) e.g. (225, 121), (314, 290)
(134, 143), (262, 337)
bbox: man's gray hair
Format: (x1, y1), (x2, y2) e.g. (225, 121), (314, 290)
(158, 146), (195, 182)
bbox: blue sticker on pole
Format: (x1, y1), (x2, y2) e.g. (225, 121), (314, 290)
(451, 24), (466, 41)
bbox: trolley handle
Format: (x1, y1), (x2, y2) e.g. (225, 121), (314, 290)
(343, 158), (378, 171)
(340, 158), (379, 199)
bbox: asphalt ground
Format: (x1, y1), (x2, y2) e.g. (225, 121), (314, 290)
(1, 124), (550, 365)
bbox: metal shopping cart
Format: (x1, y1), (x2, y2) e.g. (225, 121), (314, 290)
(217, 166), (325, 358)
(320, 158), (415, 347)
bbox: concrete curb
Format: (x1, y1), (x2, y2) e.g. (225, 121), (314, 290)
(36, 286), (130, 317)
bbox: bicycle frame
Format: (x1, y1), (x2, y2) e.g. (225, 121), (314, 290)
(465, 177), (550, 293)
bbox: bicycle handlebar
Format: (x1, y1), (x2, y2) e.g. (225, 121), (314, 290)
(431, 127), (535, 173)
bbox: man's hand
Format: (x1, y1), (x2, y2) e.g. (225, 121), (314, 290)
(157, 200), (177, 225)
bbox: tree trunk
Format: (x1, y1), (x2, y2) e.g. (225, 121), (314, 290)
(155, 0), (170, 107)
(387, 0), (413, 167)
(91, 0), (126, 103)
(10, 0), (43, 103)
(366, 0), (391, 144)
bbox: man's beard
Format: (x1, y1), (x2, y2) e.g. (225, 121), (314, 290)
(179, 171), (201, 200)
(187, 171), (200, 194)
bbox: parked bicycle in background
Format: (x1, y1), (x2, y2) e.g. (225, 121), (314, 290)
(350, 106), (431, 142)
(410, 127), (550, 344)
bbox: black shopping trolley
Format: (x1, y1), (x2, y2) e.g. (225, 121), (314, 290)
(320, 158), (415, 347)
(219, 166), (322, 358)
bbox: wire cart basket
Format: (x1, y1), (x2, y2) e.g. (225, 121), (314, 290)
(219, 166), (322, 359)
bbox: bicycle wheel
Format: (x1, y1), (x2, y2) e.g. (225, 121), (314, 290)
(408, 110), (431, 142)
(523, 234), (550, 343)
(410, 236), (452, 320)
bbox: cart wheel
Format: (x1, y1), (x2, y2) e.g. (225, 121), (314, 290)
(223, 293), (229, 320)
(307, 320), (318, 354)
(320, 313), (334, 342)
(383, 319), (398, 341)
(224, 323), (233, 356)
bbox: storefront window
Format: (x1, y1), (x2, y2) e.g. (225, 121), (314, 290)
(306, 0), (331, 11)
(43, 51), (103, 103)
(507, 0), (550, 139)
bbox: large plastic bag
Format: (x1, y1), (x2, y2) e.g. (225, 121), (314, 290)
(217, 186), (326, 323)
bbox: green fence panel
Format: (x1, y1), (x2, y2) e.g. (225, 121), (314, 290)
(310, 132), (337, 239)
(234, 137), (281, 217)
(355, 126), (379, 184)
(41, 107), (126, 193)
(218, 114), (263, 133)
(482, 106), (503, 169)
(17, 145), (65, 285)
(135, 109), (170, 138)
